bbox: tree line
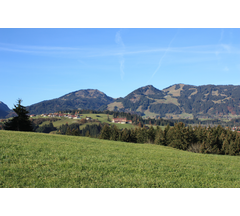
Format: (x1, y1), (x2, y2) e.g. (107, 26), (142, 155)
(99, 123), (240, 156)
(3, 100), (240, 156)
(55, 120), (240, 156)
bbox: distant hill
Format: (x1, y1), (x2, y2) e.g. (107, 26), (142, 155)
(0, 101), (11, 118)
(26, 89), (114, 115)
(0, 101), (10, 112)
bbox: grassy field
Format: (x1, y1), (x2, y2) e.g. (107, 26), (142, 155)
(79, 114), (136, 129)
(39, 118), (79, 127)
(1, 130), (240, 188)
(38, 114), (135, 130)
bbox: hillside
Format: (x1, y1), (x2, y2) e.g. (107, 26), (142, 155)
(107, 84), (240, 119)
(26, 89), (114, 115)
(1, 130), (240, 188)
(0, 101), (10, 112)
(0, 101), (11, 118)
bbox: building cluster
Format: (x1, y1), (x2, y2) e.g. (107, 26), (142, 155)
(30, 113), (82, 119)
(112, 117), (132, 124)
(231, 126), (240, 132)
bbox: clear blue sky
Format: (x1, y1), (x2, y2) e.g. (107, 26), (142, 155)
(1, 28), (240, 109)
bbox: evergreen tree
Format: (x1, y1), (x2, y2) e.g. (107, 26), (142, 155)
(136, 127), (147, 143)
(66, 127), (72, 135)
(110, 125), (119, 141)
(147, 126), (156, 143)
(222, 139), (230, 155)
(200, 127), (222, 154)
(85, 130), (90, 137)
(228, 133), (240, 156)
(120, 128), (131, 142)
(99, 124), (111, 140)
(167, 123), (195, 150)
(154, 127), (165, 145)
(163, 124), (174, 146)
(221, 129), (233, 154)
(129, 128), (137, 143)
(194, 125), (207, 144)
(36, 122), (56, 133)
(4, 99), (33, 132)
(164, 124), (171, 146)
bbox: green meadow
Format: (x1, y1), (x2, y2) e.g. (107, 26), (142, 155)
(1, 130), (240, 188)
(38, 114), (135, 130)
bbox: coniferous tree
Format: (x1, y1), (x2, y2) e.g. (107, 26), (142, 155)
(110, 125), (120, 141)
(99, 124), (111, 140)
(200, 127), (222, 154)
(228, 133), (240, 155)
(4, 99), (33, 132)
(164, 124), (171, 146)
(221, 128), (233, 154)
(154, 127), (165, 145)
(85, 130), (90, 137)
(222, 139), (230, 155)
(169, 122), (186, 150)
(36, 122), (56, 133)
(194, 125), (207, 144)
(121, 128), (131, 142)
(129, 128), (137, 143)
(136, 127), (147, 143)
(168, 123), (195, 150)
(147, 126), (156, 143)
(184, 125), (197, 148)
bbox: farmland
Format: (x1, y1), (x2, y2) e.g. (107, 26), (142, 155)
(37, 114), (135, 131)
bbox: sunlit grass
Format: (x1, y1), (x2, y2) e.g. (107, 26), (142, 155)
(1, 130), (240, 188)
(37, 114), (135, 131)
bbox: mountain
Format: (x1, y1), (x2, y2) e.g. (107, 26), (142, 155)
(107, 84), (240, 119)
(27, 89), (114, 115)
(107, 85), (166, 114)
(0, 101), (10, 112)
(4, 84), (240, 119)
(0, 101), (11, 118)
(161, 84), (240, 118)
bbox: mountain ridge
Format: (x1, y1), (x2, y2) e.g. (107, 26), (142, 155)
(1, 84), (240, 119)
(0, 101), (11, 118)
(26, 89), (114, 115)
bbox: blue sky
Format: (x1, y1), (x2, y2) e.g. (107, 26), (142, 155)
(0, 28), (240, 109)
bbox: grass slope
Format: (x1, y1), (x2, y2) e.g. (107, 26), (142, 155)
(1, 130), (240, 188)
(38, 114), (135, 130)
(79, 114), (135, 129)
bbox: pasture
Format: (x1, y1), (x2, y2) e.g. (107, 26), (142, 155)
(38, 114), (135, 130)
(1, 130), (240, 188)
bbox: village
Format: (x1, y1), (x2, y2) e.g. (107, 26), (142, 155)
(30, 113), (82, 119)
(29, 113), (133, 124)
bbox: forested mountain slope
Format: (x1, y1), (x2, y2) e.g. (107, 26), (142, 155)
(26, 89), (114, 115)
(0, 101), (11, 118)
(107, 84), (240, 119)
